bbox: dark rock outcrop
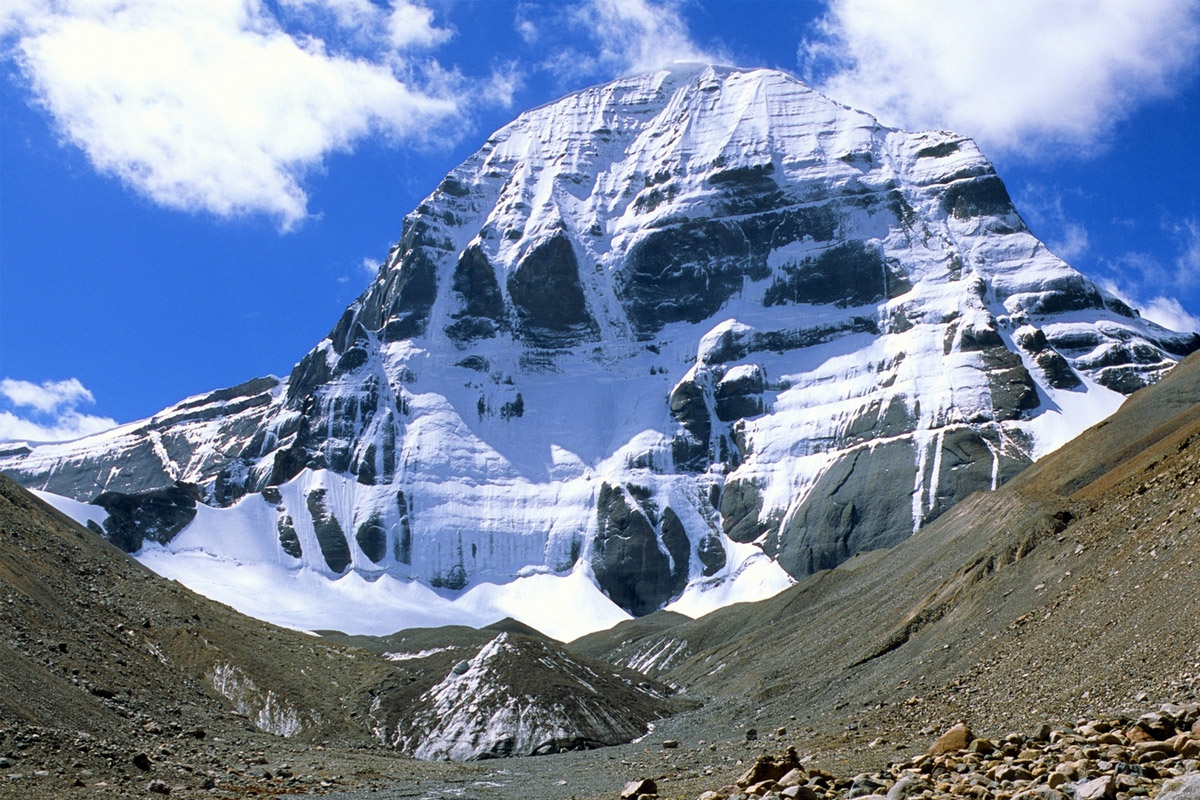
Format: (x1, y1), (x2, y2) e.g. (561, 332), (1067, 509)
(508, 234), (598, 347)
(592, 484), (686, 616)
(93, 483), (202, 553)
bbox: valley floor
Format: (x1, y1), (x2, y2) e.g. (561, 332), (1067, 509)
(2, 673), (1198, 800)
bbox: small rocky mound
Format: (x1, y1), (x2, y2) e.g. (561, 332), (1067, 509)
(376, 632), (677, 761)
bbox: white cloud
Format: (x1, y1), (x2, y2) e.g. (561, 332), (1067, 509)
(386, 1), (452, 50)
(1, 377), (93, 413)
(571, 0), (719, 77)
(1174, 218), (1200, 279)
(1016, 185), (1091, 263)
(6, 0), (462, 230)
(801, 0), (1200, 155)
(1098, 219), (1200, 333)
(1048, 224), (1090, 264)
(0, 378), (117, 443)
(515, 4), (540, 45)
(1140, 297), (1200, 334)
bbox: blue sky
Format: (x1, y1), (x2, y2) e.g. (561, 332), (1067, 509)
(2, 0), (1199, 441)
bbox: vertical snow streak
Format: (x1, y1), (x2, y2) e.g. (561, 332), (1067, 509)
(927, 428), (945, 513)
(990, 443), (1000, 491)
(910, 429), (932, 534)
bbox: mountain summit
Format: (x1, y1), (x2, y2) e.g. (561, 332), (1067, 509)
(3, 65), (1195, 636)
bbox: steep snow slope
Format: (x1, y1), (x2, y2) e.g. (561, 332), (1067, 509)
(3, 65), (1196, 633)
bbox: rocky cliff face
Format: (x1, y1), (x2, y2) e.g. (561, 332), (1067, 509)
(3, 65), (1196, 629)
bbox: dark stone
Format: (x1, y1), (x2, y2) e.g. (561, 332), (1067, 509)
(500, 394), (524, 419)
(334, 347), (369, 375)
(714, 366), (765, 397)
(456, 355), (490, 371)
(447, 245), (505, 343)
(212, 459), (251, 506)
(696, 533), (726, 576)
(1016, 327), (1052, 354)
(93, 483), (202, 553)
(393, 491), (412, 564)
(720, 478), (773, 544)
(445, 317), (499, 342)
(592, 484), (676, 616)
(619, 219), (758, 334)
(715, 394), (763, 422)
(714, 367), (766, 422)
(958, 324), (1005, 352)
(923, 428), (1028, 523)
(508, 234), (598, 347)
(707, 162), (783, 215)
(671, 435), (709, 472)
(939, 174), (1019, 220)
(173, 376), (279, 411)
(1078, 341), (1166, 371)
(306, 489), (351, 573)
(260, 487), (282, 505)
(356, 512), (387, 563)
(773, 440), (918, 577)
(285, 347), (334, 405)
(277, 515), (302, 558)
(669, 375), (711, 444)
(267, 432), (311, 487)
(433, 563), (468, 590)
(382, 247), (441, 342)
(132, 752), (152, 771)
(1016, 274), (1107, 316)
(1035, 349), (1083, 390)
(1156, 330), (1200, 357)
(660, 507), (691, 589)
(355, 443), (377, 486)
(739, 205), (838, 251)
(764, 241), (899, 308)
(330, 313), (369, 354)
(437, 176), (471, 197)
(981, 348), (1040, 419)
(1095, 366), (1149, 395)
(843, 395), (916, 444)
(916, 141), (961, 159)
(1047, 327), (1103, 352)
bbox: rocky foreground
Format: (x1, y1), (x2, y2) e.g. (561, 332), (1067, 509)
(621, 698), (1200, 800)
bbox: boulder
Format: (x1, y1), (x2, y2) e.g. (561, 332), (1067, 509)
(929, 723), (973, 756)
(621, 778), (657, 798)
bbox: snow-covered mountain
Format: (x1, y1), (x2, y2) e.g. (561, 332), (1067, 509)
(3, 64), (1196, 638)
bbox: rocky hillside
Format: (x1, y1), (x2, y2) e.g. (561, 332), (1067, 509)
(3, 64), (1195, 631)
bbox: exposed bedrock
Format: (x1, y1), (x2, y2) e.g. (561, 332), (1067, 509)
(592, 484), (689, 616)
(769, 439), (918, 577)
(92, 482), (202, 553)
(306, 488), (351, 574)
(446, 244), (505, 344)
(764, 241), (910, 308)
(507, 234), (598, 347)
(769, 428), (1030, 578)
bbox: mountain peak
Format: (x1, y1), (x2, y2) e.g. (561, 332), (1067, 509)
(4, 66), (1196, 639)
